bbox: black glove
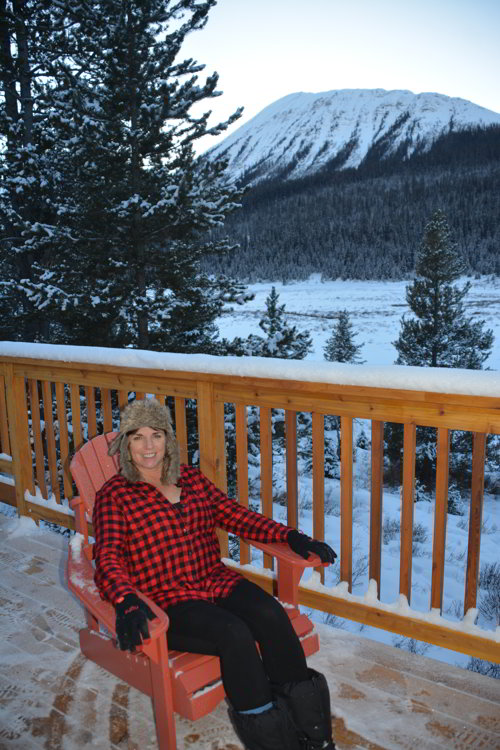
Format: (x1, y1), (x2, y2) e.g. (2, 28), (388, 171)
(115, 593), (156, 652)
(287, 529), (337, 564)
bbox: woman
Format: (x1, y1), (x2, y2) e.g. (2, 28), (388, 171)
(93, 398), (337, 750)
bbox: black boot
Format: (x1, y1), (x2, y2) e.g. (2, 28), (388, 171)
(227, 697), (301, 750)
(273, 668), (336, 749)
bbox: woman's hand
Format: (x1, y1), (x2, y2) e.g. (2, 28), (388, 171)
(287, 529), (337, 564)
(115, 593), (157, 651)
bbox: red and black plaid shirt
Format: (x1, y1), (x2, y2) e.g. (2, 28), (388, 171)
(93, 465), (292, 610)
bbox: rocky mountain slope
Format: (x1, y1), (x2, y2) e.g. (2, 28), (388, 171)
(208, 88), (500, 183)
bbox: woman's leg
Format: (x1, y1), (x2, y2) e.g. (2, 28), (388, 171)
(218, 578), (309, 685)
(166, 598), (273, 710)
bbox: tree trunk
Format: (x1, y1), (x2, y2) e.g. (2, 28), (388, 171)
(13, 0), (33, 146)
(0, 1), (19, 130)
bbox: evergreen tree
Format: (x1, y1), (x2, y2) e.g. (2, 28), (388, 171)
(224, 287), (313, 495)
(0, 0), (71, 341)
(0, 0), (249, 352)
(245, 286), (313, 359)
(388, 210), (494, 493)
(322, 309), (364, 476)
(246, 286), (317, 478)
(393, 210), (493, 368)
(324, 309), (364, 363)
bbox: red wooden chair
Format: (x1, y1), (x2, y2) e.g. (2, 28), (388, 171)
(67, 432), (325, 750)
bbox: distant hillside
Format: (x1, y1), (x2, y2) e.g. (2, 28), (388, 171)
(208, 88), (500, 183)
(202, 90), (500, 281)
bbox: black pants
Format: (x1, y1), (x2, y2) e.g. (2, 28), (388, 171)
(166, 578), (309, 710)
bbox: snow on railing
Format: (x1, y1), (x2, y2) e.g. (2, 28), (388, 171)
(2, 340), (500, 397)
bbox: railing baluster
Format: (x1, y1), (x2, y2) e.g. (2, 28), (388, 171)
(464, 432), (486, 614)
(101, 388), (113, 432)
(70, 384), (83, 452)
(235, 404), (250, 565)
(117, 389), (129, 411)
(215, 400), (227, 494)
(400, 423), (416, 603)
(86, 386), (97, 439)
(29, 379), (47, 499)
(312, 411), (325, 582)
(260, 406), (273, 569)
(369, 420), (384, 596)
(285, 409), (298, 529)
(55, 382), (72, 500)
(42, 381), (60, 501)
(174, 396), (188, 465)
(431, 427), (450, 612)
(197, 381), (228, 557)
(340, 415), (353, 591)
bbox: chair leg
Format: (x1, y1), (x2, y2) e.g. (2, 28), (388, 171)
(144, 636), (177, 750)
(85, 610), (99, 630)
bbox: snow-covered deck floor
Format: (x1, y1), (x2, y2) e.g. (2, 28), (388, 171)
(1, 512), (499, 750)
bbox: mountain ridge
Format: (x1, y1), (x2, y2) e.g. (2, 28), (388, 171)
(208, 88), (500, 182)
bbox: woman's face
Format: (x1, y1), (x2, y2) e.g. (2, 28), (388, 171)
(128, 426), (166, 475)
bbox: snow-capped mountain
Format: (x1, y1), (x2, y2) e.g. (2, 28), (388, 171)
(208, 89), (500, 181)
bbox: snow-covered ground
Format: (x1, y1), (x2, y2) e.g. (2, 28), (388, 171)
(217, 274), (500, 371)
(3, 512), (499, 750)
(217, 275), (500, 672)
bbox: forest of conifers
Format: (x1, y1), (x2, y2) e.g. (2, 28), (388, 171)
(204, 125), (500, 281)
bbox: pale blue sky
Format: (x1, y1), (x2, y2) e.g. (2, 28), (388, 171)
(181, 0), (500, 150)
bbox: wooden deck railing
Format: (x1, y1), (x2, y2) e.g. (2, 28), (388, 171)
(0, 343), (499, 663)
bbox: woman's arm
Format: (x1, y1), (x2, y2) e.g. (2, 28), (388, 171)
(194, 469), (291, 543)
(92, 485), (136, 605)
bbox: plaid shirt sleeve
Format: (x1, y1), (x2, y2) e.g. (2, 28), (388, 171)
(187, 468), (292, 543)
(92, 478), (137, 605)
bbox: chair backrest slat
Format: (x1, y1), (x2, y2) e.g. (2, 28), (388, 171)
(71, 432), (119, 515)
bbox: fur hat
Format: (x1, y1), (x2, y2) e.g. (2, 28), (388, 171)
(108, 398), (180, 484)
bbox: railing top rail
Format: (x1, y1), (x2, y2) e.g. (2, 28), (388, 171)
(1, 341), (500, 401)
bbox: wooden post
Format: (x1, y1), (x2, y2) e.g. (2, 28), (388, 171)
(4, 364), (34, 515)
(0, 372), (11, 455)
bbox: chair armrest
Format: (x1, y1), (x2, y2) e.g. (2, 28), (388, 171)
(70, 496), (88, 540)
(245, 540), (328, 606)
(67, 539), (169, 643)
(248, 540), (323, 568)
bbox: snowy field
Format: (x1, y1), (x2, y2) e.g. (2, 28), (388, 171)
(218, 275), (500, 672)
(217, 274), (500, 370)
